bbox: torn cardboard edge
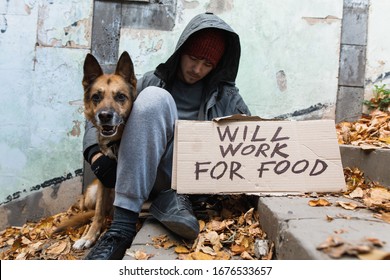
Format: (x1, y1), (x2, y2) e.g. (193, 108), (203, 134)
(172, 114), (346, 195)
(213, 114), (280, 122)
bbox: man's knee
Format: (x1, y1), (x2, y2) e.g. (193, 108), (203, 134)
(131, 86), (177, 120)
(138, 86), (175, 107)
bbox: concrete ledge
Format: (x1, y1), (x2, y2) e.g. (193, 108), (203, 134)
(0, 176), (82, 230)
(258, 196), (390, 260)
(340, 144), (390, 187)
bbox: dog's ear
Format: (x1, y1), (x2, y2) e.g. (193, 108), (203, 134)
(82, 53), (103, 90)
(115, 51), (137, 90)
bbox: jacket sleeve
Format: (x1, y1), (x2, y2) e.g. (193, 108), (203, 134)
(83, 120), (100, 163)
(136, 71), (161, 94)
(232, 88), (251, 116)
(212, 84), (251, 118)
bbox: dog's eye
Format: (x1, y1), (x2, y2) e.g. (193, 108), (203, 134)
(91, 94), (101, 103)
(115, 93), (128, 103)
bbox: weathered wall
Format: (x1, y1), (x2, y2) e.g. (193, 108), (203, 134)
(364, 0), (390, 100)
(121, 0), (343, 120)
(1, 0), (388, 226)
(0, 1), (92, 206)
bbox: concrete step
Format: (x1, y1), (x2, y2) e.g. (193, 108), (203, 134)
(124, 195), (390, 260)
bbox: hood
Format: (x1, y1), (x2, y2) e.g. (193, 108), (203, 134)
(155, 12), (241, 91)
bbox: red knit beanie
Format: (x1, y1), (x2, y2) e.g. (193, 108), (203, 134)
(182, 28), (226, 67)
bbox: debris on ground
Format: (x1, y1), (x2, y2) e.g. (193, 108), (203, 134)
(311, 167), (390, 260)
(149, 195), (273, 260)
(0, 194), (271, 260)
(336, 109), (390, 149)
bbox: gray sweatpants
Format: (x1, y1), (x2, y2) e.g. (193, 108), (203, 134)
(114, 86), (178, 213)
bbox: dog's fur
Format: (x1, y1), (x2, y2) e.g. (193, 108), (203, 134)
(54, 52), (136, 249)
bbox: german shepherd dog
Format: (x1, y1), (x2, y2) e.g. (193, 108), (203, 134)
(55, 51), (137, 249)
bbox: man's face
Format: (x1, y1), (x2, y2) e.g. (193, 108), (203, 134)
(178, 54), (214, 84)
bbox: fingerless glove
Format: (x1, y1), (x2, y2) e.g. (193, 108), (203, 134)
(90, 155), (117, 188)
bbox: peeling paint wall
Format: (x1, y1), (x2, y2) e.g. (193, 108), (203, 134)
(121, 0), (343, 119)
(0, 0), (388, 211)
(365, 0), (390, 99)
(0, 0), (92, 205)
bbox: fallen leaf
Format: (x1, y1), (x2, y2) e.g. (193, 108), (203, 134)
(178, 253), (192, 260)
(244, 208), (254, 225)
(231, 244), (246, 255)
(215, 250), (231, 260)
(326, 215), (334, 222)
(200, 245), (217, 256)
(174, 245), (190, 254)
(358, 249), (390, 260)
(134, 250), (153, 260)
(21, 236), (32, 245)
(190, 251), (214, 260)
(240, 251), (254, 260)
(348, 187), (364, 198)
(198, 220), (206, 232)
(370, 187), (390, 201)
(365, 237), (384, 247)
(308, 198), (331, 207)
(337, 201), (359, 210)
(205, 231), (222, 252)
(373, 212), (390, 223)
(45, 241), (68, 255)
(15, 252), (28, 260)
(317, 235), (345, 250)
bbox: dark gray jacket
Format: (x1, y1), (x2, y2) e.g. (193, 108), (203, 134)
(83, 12), (250, 161)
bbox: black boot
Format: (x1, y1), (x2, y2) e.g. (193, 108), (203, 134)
(84, 230), (134, 260)
(85, 206), (138, 260)
(150, 189), (199, 240)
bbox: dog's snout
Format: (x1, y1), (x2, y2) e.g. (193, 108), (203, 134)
(98, 110), (114, 123)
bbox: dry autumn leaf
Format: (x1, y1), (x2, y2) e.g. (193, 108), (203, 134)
(198, 220), (206, 232)
(317, 234), (387, 259)
(174, 245), (190, 254)
(373, 212), (390, 223)
(240, 251), (254, 260)
(133, 250), (153, 260)
(200, 245), (217, 256)
(317, 236), (344, 250)
(336, 110), (390, 148)
(45, 241), (68, 255)
(358, 249), (390, 260)
(308, 198), (332, 207)
(348, 187), (364, 198)
(337, 201), (360, 210)
(189, 251), (214, 260)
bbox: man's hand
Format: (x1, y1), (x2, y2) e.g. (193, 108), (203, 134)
(90, 153), (117, 188)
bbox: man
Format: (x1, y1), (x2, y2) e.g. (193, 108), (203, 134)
(83, 12), (250, 260)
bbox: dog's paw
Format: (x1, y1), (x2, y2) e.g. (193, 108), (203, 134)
(73, 238), (94, 250)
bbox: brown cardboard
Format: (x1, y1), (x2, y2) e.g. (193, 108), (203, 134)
(172, 115), (346, 194)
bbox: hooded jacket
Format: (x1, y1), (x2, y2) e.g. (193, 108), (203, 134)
(83, 12), (250, 162)
(137, 12), (250, 120)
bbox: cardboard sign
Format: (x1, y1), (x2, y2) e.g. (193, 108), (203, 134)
(172, 115), (346, 194)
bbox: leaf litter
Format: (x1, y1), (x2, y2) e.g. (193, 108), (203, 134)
(314, 110), (390, 259)
(336, 109), (390, 149)
(0, 194), (272, 260)
(148, 195), (273, 260)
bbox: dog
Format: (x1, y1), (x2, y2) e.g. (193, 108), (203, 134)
(54, 51), (137, 250)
